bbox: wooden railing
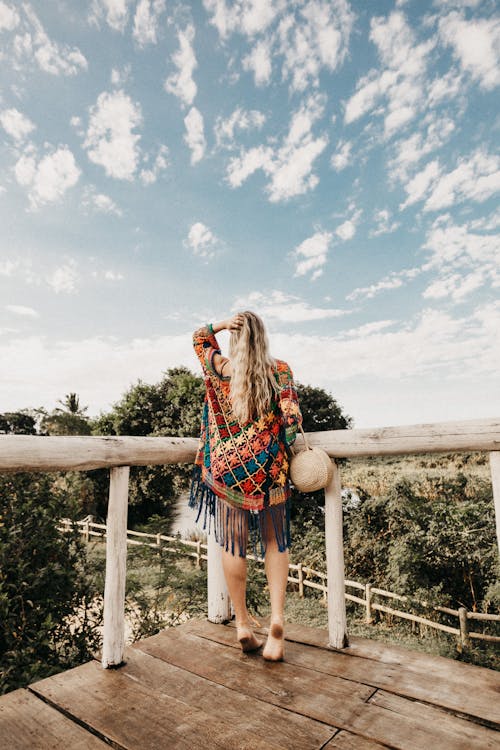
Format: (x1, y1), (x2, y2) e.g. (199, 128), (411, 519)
(59, 516), (500, 648)
(1, 416), (500, 667)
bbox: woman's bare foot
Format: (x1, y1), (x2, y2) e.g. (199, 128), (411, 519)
(236, 616), (263, 652)
(262, 616), (285, 661)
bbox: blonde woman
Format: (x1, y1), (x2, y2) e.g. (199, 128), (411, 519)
(189, 311), (302, 661)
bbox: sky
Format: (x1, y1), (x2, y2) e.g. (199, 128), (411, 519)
(0, 0), (499, 430)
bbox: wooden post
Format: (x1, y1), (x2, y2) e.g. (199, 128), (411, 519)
(207, 521), (231, 623)
(324, 459), (349, 648)
(297, 562), (304, 598)
(84, 518), (90, 543)
(196, 540), (201, 569)
(489, 451), (500, 558)
(102, 466), (129, 669)
(458, 607), (470, 650)
(365, 582), (372, 624)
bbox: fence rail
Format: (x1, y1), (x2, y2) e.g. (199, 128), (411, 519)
(58, 516), (500, 649)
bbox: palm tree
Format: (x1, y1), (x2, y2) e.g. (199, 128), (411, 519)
(55, 393), (88, 416)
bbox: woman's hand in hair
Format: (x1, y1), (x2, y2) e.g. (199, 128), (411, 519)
(212, 314), (244, 334)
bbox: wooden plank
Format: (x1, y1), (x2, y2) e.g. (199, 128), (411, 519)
(29, 659), (284, 750)
(324, 730), (391, 749)
(131, 625), (500, 750)
(221, 616), (500, 725)
(368, 691), (500, 748)
(0, 688), (108, 749)
(98, 644), (335, 750)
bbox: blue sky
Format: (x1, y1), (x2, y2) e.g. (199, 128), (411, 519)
(0, 0), (499, 429)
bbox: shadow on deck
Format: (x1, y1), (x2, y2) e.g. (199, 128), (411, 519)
(2, 616), (499, 749)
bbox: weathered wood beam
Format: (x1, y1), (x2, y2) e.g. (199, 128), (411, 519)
(489, 451), (500, 559)
(325, 459), (349, 649)
(305, 417), (500, 457)
(102, 466), (129, 669)
(0, 435), (199, 472)
(1, 417), (498, 473)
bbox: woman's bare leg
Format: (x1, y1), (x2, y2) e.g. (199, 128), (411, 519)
(262, 516), (289, 660)
(220, 513), (263, 651)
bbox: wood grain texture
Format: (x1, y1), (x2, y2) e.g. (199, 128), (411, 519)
(0, 688), (109, 749)
(1, 416), (499, 473)
(30, 658), (283, 750)
(220, 616), (500, 726)
(131, 624), (499, 750)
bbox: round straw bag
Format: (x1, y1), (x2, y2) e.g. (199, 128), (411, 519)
(289, 424), (333, 492)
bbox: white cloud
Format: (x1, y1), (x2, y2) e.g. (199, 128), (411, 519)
(242, 38), (272, 86)
(183, 107), (206, 165)
(203, 1), (353, 93)
(420, 214), (499, 302)
(82, 185), (123, 216)
(89, 0), (131, 33)
(344, 10), (434, 139)
(133, 0), (165, 46)
(346, 266), (421, 301)
(424, 149), (500, 212)
(203, 0), (279, 39)
(184, 222), (219, 259)
(45, 261), (79, 294)
(5, 304), (39, 318)
(335, 208), (362, 241)
(399, 159), (441, 210)
(0, 1), (20, 31)
(139, 143), (169, 184)
(225, 94), (328, 202)
(438, 11), (500, 91)
(330, 139), (352, 171)
(110, 63), (131, 86)
(276, 0), (355, 93)
(83, 89), (143, 180)
(18, 4), (87, 76)
(368, 208), (400, 237)
(91, 268), (125, 281)
(231, 290), (349, 322)
(164, 24), (197, 108)
(214, 107), (266, 150)
(388, 114), (455, 184)
(14, 144), (81, 210)
(291, 230), (333, 280)
(0, 107), (35, 141)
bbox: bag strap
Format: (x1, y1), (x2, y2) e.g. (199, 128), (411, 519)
(291, 423), (310, 455)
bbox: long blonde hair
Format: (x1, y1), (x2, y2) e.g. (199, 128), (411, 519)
(228, 311), (281, 423)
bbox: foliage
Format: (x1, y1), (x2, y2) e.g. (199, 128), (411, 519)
(90, 367), (206, 527)
(0, 411), (37, 435)
(0, 472), (104, 694)
(40, 392), (92, 436)
(343, 474), (498, 612)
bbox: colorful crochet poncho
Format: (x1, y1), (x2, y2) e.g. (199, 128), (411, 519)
(188, 323), (303, 558)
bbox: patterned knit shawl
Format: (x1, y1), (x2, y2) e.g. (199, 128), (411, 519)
(188, 324), (302, 557)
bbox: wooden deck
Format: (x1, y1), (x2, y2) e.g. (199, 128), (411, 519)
(2, 616), (499, 749)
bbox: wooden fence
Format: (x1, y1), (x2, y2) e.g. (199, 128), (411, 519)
(58, 514), (500, 649)
(2, 415), (500, 667)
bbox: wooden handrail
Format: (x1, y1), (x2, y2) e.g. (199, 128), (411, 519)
(1, 416), (500, 472)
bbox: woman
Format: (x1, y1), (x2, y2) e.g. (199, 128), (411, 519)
(189, 311), (303, 661)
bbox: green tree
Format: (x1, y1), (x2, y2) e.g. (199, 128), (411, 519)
(91, 367), (205, 527)
(0, 472), (103, 694)
(0, 411), (37, 435)
(41, 392), (91, 436)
